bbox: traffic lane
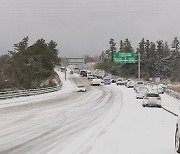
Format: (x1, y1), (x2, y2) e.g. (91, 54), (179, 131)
(90, 85), (178, 154)
(0, 77), (115, 153)
(0, 75), (94, 128)
(0, 75), (91, 114)
(70, 75), (92, 91)
(60, 83), (123, 154)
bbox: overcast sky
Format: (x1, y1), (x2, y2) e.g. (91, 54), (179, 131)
(0, 0), (180, 57)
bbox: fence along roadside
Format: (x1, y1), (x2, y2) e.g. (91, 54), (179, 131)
(0, 84), (62, 100)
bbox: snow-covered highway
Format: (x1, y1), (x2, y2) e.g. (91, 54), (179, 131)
(0, 71), (179, 154)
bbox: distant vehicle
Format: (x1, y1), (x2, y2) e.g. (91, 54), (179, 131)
(142, 93), (161, 107)
(136, 87), (149, 99)
(87, 74), (94, 80)
(158, 84), (165, 94)
(126, 81), (135, 88)
(77, 84), (86, 92)
(104, 78), (111, 85)
(73, 66), (80, 73)
(116, 78), (124, 85)
(175, 111), (180, 153)
(111, 78), (116, 83)
(151, 84), (165, 94)
(94, 69), (105, 78)
(70, 70), (73, 74)
(87, 70), (91, 75)
(134, 81), (144, 91)
(91, 79), (101, 86)
(124, 79), (131, 86)
(80, 70), (87, 77)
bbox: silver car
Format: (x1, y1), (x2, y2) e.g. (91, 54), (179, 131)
(134, 81), (144, 91)
(142, 93), (161, 108)
(77, 84), (86, 92)
(126, 80), (135, 88)
(136, 87), (149, 99)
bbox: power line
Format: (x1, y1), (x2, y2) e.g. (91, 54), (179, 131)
(0, 0), (179, 6)
(0, 3), (179, 9)
(0, 10), (179, 18)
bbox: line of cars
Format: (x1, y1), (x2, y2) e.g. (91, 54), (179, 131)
(76, 69), (164, 109)
(76, 70), (180, 153)
(124, 80), (163, 108)
(126, 79), (180, 153)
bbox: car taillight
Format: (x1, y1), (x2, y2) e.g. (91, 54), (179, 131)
(157, 97), (161, 100)
(144, 97), (149, 100)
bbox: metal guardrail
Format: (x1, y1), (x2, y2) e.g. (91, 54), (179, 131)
(161, 106), (178, 117)
(165, 89), (180, 100)
(0, 84), (62, 100)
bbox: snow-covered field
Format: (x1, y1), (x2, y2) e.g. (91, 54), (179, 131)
(0, 70), (180, 154)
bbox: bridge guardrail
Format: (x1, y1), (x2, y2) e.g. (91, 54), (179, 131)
(0, 84), (62, 100)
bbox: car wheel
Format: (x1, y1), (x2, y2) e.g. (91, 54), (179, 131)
(158, 105), (162, 108)
(142, 104), (146, 107)
(136, 97), (139, 99)
(175, 127), (180, 153)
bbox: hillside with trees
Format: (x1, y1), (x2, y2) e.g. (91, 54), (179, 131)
(96, 37), (180, 82)
(0, 37), (61, 90)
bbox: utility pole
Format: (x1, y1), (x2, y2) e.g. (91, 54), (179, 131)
(65, 57), (67, 81)
(138, 51), (141, 79)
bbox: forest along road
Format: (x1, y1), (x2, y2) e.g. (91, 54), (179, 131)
(0, 76), (123, 154)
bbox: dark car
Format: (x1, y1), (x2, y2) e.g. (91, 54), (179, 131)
(80, 70), (87, 77)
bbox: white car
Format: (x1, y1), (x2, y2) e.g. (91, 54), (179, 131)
(91, 79), (101, 86)
(77, 85), (86, 92)
(136, 87), (149, 99)
(175, 111), (180, 153)
(116, 78), (124, 85)
(151, 84), (165, 94)
(126, 81), (135, 88)
(124, 79), (131, 86)
(142, 93), (161, 107)
(134, 81), (144, 91)
(87, 74), (94, 80)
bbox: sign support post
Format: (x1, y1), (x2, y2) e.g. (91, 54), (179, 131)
(138, 52), (141, 79)
(65, 57), (67, 81)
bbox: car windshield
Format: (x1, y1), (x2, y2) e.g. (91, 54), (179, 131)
(78, 85), (84, 88)
(139, 87), (147, 91)
(146, 93), (160, 97)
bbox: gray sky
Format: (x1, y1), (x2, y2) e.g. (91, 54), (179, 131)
(0, 0), (180, 57)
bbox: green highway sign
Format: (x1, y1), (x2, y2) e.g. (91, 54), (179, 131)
(114, 52), (135, 64)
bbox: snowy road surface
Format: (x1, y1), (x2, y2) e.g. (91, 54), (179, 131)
(0, 71), (179, 154)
